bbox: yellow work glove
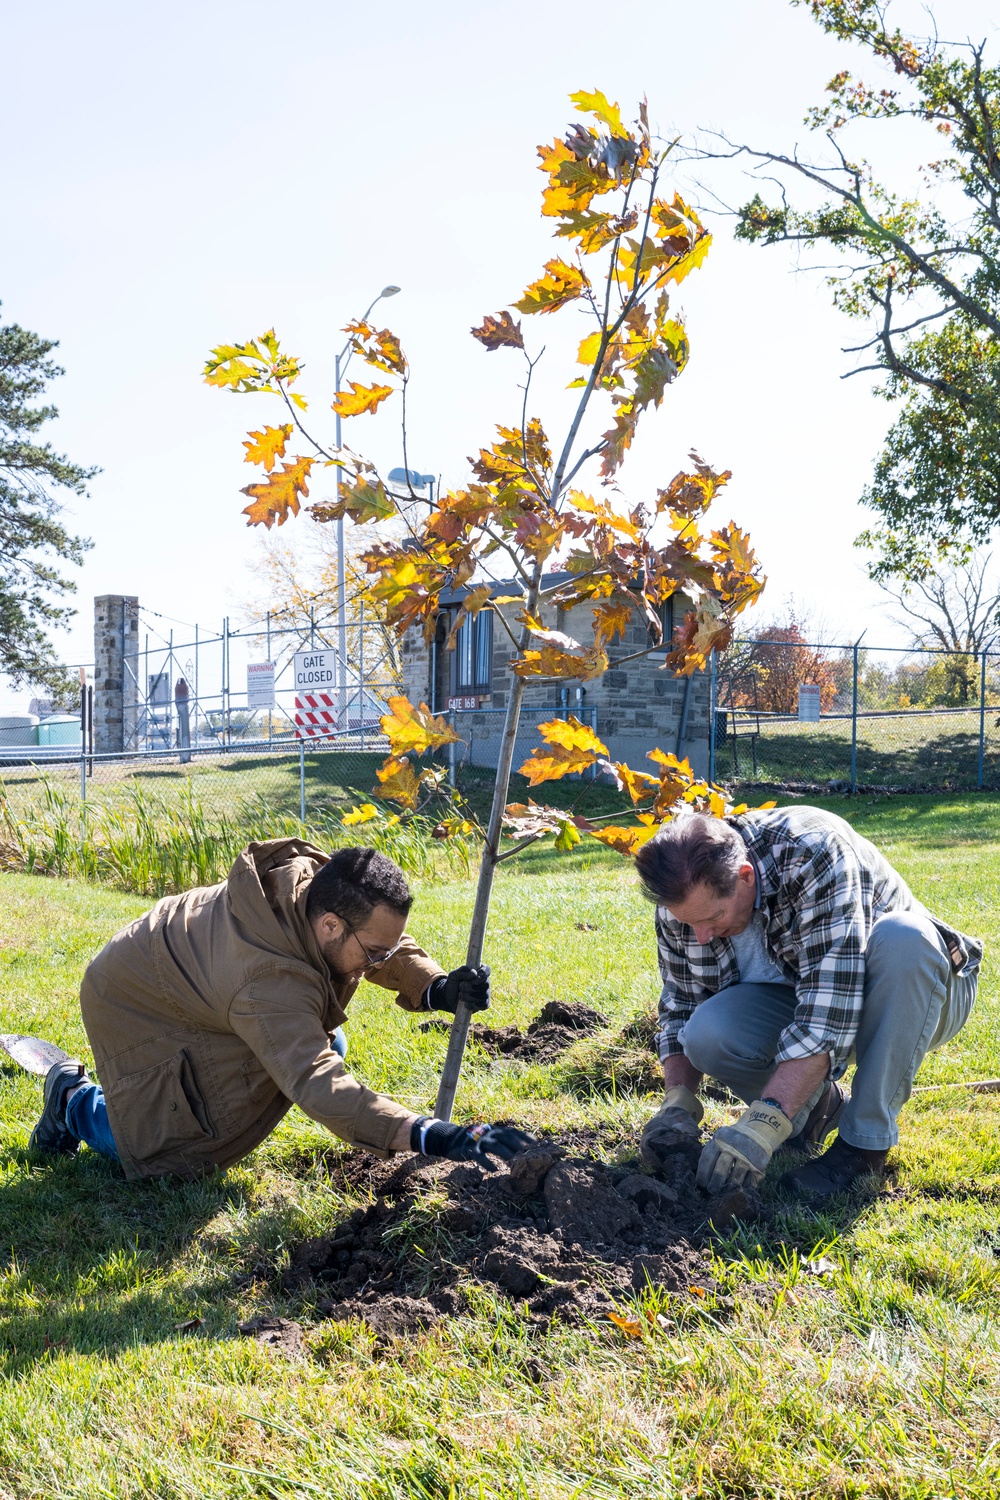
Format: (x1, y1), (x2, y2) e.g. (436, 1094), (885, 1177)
(640, 1085), (704, 1169)
(696, 1099), (793, 1194)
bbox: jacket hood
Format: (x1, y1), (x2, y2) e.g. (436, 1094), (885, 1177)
(226, 838), (332, 975)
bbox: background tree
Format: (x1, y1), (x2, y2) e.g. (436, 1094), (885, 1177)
(206, 89), (766, 1115)
(721, 604), (841, 713)
(0, 307), (93, 688)
(875, 548), (1000, 703)
(704, 0), (1000, 582)
(244, 524), (403, 681)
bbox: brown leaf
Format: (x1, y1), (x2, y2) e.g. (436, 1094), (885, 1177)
(471, 311), (525, 351)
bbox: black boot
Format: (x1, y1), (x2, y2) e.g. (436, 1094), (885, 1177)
(774, 1081), (848, 1157)
(779, 1135), (888, 1201)
(29, 1060), (87, 1155)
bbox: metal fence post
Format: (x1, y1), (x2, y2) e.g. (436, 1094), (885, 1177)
(850, 638), (860, 793)
(709, 650), (717, 784)
(79, 676), (87, 803)
(299, 740), (306, 822)
(448, 710), (457, 783)
(978, 649), (988, 790)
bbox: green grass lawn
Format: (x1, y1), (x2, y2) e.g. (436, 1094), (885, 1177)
(1, 792), (1000, 1497)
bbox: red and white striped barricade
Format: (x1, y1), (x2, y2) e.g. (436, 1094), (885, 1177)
(293, 648), (339, 740)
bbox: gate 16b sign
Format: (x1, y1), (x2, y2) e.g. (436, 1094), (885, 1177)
(293, 649), (339, 740)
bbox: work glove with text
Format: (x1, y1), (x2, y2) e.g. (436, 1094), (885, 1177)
(410, 1117), (536, 1171)
(640, 1085), (704, 1169)
(696, 1099), (793, 1195)
(426, 965), (492, 1015)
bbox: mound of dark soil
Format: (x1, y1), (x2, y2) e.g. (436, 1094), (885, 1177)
(284, 1134), (758, 1335)
(420, 998), (610, 1065)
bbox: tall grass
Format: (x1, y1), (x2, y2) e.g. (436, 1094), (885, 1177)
(0, 777), (473, 898)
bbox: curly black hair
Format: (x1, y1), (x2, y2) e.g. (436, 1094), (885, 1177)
(305, 846), (413, 926)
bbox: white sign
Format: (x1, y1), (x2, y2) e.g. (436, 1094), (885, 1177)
(798, 683), (822, 722)
(247, 661), (276, 710)
(293, 649), (339, 740)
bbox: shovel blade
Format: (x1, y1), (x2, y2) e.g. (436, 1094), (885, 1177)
(0, 1034), (75, 1076)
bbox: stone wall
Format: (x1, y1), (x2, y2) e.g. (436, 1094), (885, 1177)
(401, 590), (711, 777)
(93, 595), (139, 753)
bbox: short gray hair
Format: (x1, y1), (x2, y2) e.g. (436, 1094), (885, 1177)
(634, 814), (747, 907)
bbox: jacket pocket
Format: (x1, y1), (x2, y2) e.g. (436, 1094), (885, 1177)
(108, 1048), (216, 1163)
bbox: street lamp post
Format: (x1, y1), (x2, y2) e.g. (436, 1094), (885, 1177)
(334, 284), (400, 730)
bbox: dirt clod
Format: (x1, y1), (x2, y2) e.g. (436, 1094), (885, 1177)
(420, 999), (610, 1065)
(238, 1316), (305, 1358)
(285, 1129), (749, 1332)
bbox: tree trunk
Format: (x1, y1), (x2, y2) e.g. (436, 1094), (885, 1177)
(433, 566), (541, 1120)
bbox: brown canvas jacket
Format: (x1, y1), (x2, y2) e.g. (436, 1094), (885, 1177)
(79, 838), (445, 1180)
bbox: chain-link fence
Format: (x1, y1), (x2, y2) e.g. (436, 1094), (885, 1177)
(713, 637), (1000, 791)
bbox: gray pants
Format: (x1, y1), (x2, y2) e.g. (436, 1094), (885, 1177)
(677, 910), (979, 1150)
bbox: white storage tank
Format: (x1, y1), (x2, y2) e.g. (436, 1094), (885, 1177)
(0, 716), (39, 747)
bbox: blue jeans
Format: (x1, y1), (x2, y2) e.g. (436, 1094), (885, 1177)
(64, 1027), (349, 1162)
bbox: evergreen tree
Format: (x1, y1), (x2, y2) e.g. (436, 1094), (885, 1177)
(0, 304), (94, 687)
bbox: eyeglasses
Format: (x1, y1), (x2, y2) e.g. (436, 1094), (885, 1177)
(335, 915), (403, 970)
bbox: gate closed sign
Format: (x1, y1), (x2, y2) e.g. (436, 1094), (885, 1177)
(293, 649), (339, 739)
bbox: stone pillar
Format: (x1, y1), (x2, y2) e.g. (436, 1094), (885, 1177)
(94, 595), (139, 753)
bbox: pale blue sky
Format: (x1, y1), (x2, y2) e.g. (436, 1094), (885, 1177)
(2, 0), (998, 696)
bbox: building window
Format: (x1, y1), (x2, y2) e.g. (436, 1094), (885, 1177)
(648, 594), (675, 650)
(452, 609), (493, 695)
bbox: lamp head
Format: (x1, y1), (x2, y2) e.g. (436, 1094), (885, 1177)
(381, 285), (401, 298)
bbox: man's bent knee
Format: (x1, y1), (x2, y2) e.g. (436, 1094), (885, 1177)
(866, 910), (949, 981)
(680, 995), (772, 1076)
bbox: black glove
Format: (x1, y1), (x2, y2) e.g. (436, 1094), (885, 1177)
(426, 964), (491, 1015)
(410, 1116), (536, 1171)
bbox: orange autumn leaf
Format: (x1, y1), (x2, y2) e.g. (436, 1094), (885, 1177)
(380, 695), (461, 755)
(332, 381), (394, 418)
(241, 456), (314, 528)
(608, 1311), (645, 1337)
(242, 423), (293, 471)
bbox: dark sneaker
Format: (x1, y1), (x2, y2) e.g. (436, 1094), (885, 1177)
(29, 1060), (87, 1155)
(780, 1136), (888, 1202)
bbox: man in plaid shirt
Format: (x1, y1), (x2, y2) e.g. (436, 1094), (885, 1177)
(633, 806), (982, 1200)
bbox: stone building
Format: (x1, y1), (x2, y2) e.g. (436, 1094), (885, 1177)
(401, 575), (712, 778)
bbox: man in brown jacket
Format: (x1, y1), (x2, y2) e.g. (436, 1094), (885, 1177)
(29, 840), (532, 1178)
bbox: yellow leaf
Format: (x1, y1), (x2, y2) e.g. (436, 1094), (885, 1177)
(332, 381), (394, 418)
(342, 803), (379, 826)
(241, 456), (314, 529)
(570, 87), (628, 138)
(380, 695), (461, 755)
(554, 819), (581, 852)
(593, 598), (633, 646)
(374, 755), (421, 810)
(588, 823), (660, 857)
(432, 816), (476, 840)
(512, 643), (609, 683)
(514, 259), (590, 316)
(758, 800), (777, 810)
(607, 761), (660, 805)
(662, 232), (713, 287)
(518, 714), (608, 786)
(242, 424), (293, 471)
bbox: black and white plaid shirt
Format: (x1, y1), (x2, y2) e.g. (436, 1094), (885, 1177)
(655, 805), (980, 1074)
